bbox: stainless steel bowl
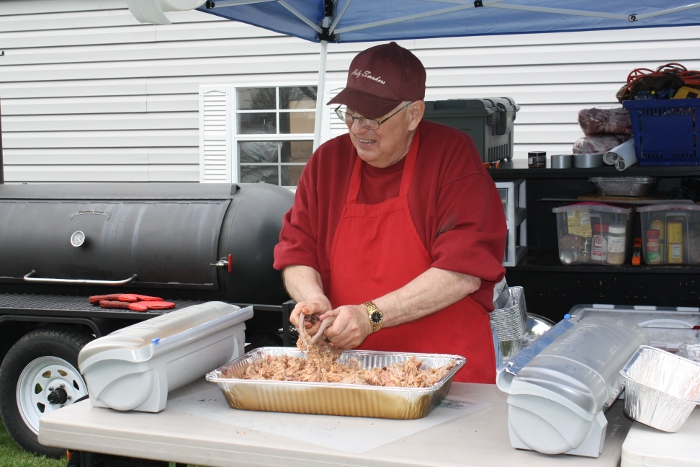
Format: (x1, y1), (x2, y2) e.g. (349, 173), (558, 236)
(522, 313), (555, 347)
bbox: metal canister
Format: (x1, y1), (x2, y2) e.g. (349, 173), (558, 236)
(528, 151), (546, 168)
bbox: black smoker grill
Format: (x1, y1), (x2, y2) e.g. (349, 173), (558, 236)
(0, 182), (294, 341)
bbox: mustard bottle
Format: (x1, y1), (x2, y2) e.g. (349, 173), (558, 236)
(667, 221), (683, 264)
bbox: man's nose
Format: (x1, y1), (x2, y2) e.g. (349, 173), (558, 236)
(350, 118), (369, 132)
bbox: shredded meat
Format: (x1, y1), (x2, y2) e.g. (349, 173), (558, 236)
(237, 328), (456, 388)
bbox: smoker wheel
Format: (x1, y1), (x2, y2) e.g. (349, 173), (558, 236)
(0, 326), (93, 457)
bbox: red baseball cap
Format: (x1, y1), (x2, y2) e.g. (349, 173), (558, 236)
(328, 42), (426, 119)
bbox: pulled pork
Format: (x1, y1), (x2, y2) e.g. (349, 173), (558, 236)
(239, 328), (456, 388)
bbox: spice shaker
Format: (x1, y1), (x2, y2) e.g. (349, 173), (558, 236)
(606, 224), (626, 265)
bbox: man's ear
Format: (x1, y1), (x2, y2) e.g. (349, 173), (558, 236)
(408, 100), (425, 131)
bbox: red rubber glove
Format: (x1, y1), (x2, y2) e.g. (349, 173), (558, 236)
(90, 294), (165, 304)
(119, 294), (164, 302)
(127, 301), (176, 312)
(90, 294), (124, 304)
(98, 300), (131, 309)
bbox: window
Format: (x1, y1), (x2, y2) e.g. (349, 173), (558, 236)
(234, 86), (317, 189)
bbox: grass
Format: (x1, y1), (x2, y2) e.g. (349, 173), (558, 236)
(0, 421), (65, 467)
(1, 419), (207, 467)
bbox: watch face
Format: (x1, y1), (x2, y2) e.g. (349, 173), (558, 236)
(370, 310), (382, 324)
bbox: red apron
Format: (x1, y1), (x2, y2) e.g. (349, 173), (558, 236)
(328, 131), (496, 383)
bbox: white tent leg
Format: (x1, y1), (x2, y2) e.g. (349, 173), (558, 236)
(313, 40), (328, 151)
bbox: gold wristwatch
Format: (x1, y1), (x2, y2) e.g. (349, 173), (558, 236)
(364, 300), (383, 333)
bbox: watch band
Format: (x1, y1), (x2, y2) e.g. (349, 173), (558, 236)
(364, 300), (383, 333)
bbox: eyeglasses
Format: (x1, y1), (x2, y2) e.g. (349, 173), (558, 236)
(335, 102), (412, 130)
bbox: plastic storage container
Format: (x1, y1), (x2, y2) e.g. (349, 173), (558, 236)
(423, 98), (520, 162)
(622, 99), (700, 166)
(638, 204), (700, 265)
(552, 202), (634, 266)
(567, 304), (700, 353)
(495, 179), (527, 266)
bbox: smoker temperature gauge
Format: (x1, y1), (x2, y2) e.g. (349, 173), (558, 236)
(71, 230), (86, 247)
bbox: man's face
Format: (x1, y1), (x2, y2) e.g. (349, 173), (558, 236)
(346, 101), (425, 168)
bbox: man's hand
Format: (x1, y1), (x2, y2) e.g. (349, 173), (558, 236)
(322, 304), (373, 349)
(290, 296), (332, 336)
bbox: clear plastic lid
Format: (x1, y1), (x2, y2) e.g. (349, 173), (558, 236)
(638, 204), (700, 213)
(552, 202), (633, 215)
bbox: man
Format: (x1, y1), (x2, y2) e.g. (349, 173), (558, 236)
(273, 42), (506, 383)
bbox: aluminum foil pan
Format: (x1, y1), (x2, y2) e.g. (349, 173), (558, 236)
(620, 345), (700, 432)
(206, 348), (465, 420)
(589, 176), (656, 197)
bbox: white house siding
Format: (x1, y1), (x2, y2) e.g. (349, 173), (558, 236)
(1, 0), (699, 183)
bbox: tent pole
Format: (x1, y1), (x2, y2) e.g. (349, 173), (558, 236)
(0, 91), (4, 185)
(313, 39), (328, 151)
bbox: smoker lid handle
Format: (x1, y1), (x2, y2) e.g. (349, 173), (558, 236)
(23, 270), (138, 286)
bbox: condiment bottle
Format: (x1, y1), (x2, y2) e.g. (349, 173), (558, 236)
(649, 217), (665, 263)
(580, 237), (592, 263)
(591, 224), (608, 264)
(645, 230), (661, 265)
(606, 224), (626, 265)
(667, 221), (684, 264)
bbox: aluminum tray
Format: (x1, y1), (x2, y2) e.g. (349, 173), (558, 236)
(206, 347), (465, 420)
(589, 176), (656, 197)
(620, 345), (700, 432)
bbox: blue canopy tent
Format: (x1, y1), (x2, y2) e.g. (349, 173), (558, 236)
(126, 0), (700, 146)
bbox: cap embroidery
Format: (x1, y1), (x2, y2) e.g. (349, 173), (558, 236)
(351, 68), (386, 85)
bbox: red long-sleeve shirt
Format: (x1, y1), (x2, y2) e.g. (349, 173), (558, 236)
(273, 119), (507, 311)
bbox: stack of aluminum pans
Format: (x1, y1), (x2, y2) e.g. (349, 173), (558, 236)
(489, 286), (527, 360)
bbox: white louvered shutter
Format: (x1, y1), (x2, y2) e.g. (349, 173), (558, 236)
(199, 85), (232, 183)
(320, 82), (347, 146)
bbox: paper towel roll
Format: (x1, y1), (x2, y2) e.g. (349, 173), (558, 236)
(603, 139), (637, 171)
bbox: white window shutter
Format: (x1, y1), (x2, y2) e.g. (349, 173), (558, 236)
(320, 82), (347, 146)
(199, 85), (232, 183)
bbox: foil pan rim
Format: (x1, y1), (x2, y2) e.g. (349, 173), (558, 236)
(621, 345), (700, 404)
(206, 347), (466, 392)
